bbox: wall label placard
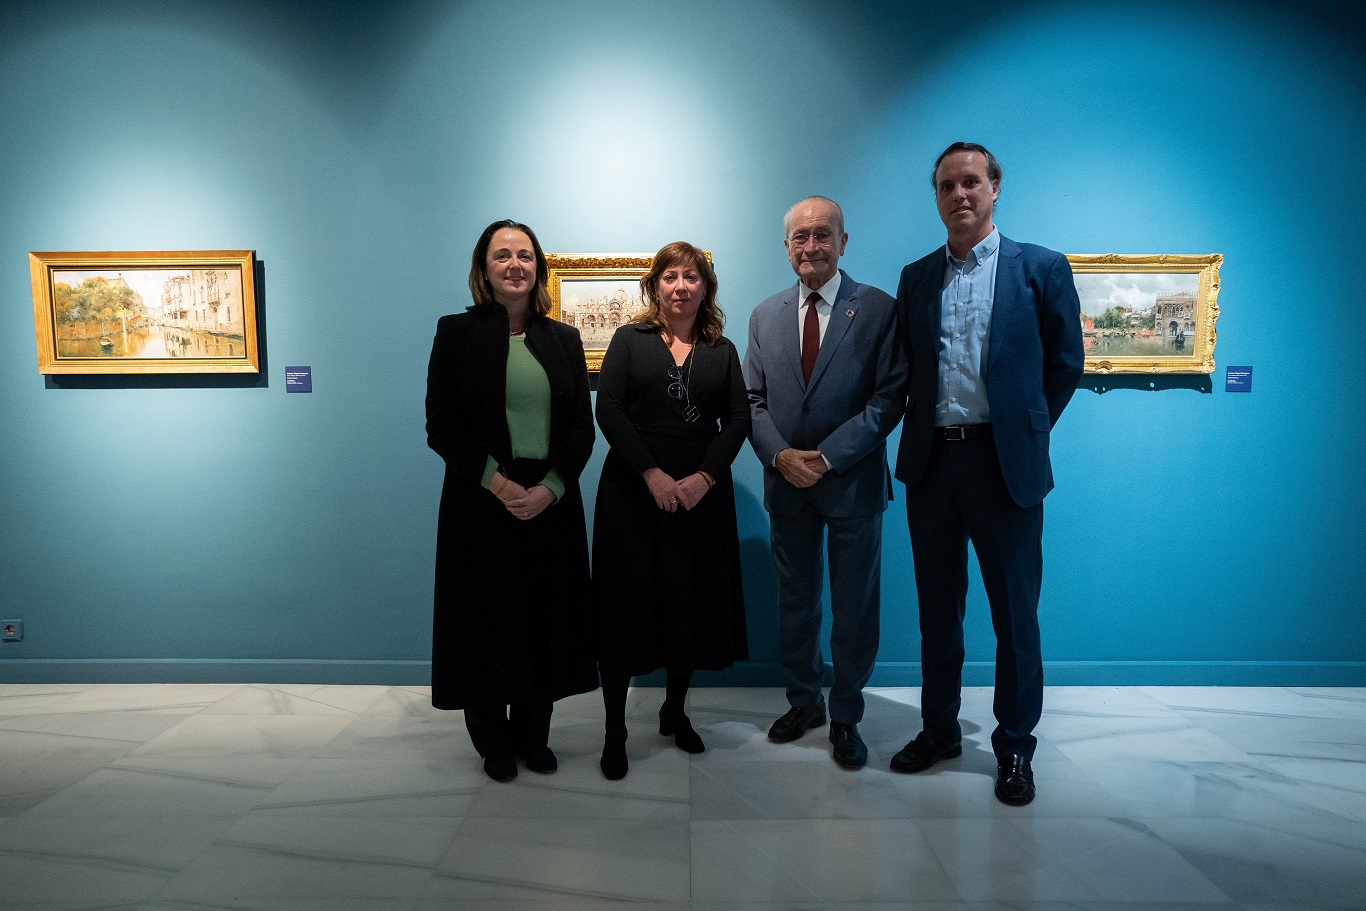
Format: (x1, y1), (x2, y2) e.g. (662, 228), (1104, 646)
(285, 366), (312, 393)
(1225, 366), (1252, 392)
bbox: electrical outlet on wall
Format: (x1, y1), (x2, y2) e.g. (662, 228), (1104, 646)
(2, 620), (23, 642)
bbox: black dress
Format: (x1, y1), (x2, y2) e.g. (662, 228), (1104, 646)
(593, 323), (750, 676)
(426, 304), (599, 709)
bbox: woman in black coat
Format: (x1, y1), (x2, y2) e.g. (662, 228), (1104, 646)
(426, 219), (597, 783)
(593, 241), (750, 780)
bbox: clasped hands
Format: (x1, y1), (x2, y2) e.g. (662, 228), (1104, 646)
(775, 448), (829, 489)
(491, 473), (555, 520)
(642, 467), (712, 513)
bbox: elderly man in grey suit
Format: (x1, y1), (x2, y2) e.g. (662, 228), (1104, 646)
(744, 196), (908, 769)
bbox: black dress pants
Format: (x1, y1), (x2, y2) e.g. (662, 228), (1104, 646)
(906, 432), (1044, 759)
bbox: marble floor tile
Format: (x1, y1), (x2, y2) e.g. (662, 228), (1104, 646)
(415, 902), (685, 911)
(360, 686), (438, 717)
(465, 747), (690, 819)
(1141, 685), (1356, 719)
(428, 818), (689, 902)
(690, 754), (911, 819)
(1075, 758), (1366, 822)
(24, 757), (303, 817)
(164, 814), (461, 899)
(128, 714), (354, 759)
(199, 684), (392, 716)
(1189, 715), (1366, 761)
(0, 710), (189, 745)
(2, 684), (1363, 908)
(0, 684), (88, 716)
(255, 757), (483, 816)
(0, 816), (235, 902)
(318, 714), (477, 760)
(1038, 713), (1250, 763)
(1043, 686), (1186, 718)
(1288, 687), (1366, 720)
(46, 685), (246, 715)
(690, 818), (958, 903)
(1146, 817), (1366, 906)
(918, 816), (1230, 902)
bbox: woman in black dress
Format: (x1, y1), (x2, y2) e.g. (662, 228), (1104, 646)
(593, 241), (750, 780)
(426, 220), (597, 782)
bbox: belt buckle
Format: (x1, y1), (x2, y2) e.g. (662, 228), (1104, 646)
(943, 425), (967, 441)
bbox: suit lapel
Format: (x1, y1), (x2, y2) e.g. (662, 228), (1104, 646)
(986, 236), (1023, 376)
(806, 274), (858, 393)
(775, 285), (806, 389)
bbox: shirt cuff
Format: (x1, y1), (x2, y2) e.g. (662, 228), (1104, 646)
(481, 456), (500, 489)
(540, 468), (565, 502)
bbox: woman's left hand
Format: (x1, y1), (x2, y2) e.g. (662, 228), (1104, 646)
(505, 484), (556, 520)
(675, 473), (711, 510)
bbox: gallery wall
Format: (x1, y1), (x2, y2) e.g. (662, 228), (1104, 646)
(2, 0), (1363, 684)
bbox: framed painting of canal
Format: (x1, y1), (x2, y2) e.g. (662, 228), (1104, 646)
(545, 254), (652, 373)
(1068, 253), (1223, 375)
(29, 250), (260, 375)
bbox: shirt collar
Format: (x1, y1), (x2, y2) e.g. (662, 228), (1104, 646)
(800, 270), (842, 308)
(945, 228), (1000, 270)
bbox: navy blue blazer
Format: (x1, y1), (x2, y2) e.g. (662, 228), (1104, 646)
(745, 270), (908, 518)
(894, 236), (1084, 508)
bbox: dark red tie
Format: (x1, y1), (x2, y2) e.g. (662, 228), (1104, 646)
(801, 292), (820, 384)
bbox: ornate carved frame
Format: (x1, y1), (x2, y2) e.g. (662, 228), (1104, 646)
(1067, 253), (1223, 375)
(30, 249), (259, 375)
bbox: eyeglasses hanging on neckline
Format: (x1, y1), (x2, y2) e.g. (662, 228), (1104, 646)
(667, 360), (700, 423)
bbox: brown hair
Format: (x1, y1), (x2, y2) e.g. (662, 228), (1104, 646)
(636, 241), (723, 345)
(467, 219), (552, 317)
(931, 142), (1002, 189)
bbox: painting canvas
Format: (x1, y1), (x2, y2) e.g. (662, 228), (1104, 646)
(1068, 254), (1222, 374)
(31, 250), (259, 374)
(546, 254), (652, 372)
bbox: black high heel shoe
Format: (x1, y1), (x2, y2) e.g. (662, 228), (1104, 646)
(659, 703), (705, 754)
(600, 729), (629, 780)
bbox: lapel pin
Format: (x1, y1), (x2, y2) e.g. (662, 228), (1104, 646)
(845, 309), (854, 318)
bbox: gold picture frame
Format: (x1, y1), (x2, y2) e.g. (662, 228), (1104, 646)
(30, 249), (260, 374)
(1068, 253), (1222, 374)
(546, 251), (712, 372)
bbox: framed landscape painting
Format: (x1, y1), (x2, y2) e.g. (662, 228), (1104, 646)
(30, 250), (260, 374)
(1068, 253), (1223, 375)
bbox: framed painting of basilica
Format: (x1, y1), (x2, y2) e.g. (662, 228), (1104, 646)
(545, 251), (713, 373)
(545, 254), (651, 373)
(1068, 253), (1223, 375)
(30, 250), (260, 374)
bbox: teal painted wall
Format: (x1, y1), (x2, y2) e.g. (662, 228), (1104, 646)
(2, 0), (1363, 684)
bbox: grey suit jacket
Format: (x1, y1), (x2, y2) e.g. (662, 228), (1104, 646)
(744, 270), (908, 518)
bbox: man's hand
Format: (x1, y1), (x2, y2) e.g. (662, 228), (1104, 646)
(776, 448), (828, 488)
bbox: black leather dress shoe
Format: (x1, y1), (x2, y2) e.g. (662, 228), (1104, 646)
(829, 721), (867, 769)
(768, 705), (827, 743)
(516, 746), (557, 774)
(889, 731), (963, 773)
(994, 753), (1035, 805)
(483, 755), (518, 782)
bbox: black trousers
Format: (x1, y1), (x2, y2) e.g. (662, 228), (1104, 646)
(906, 433), (1044, 759)
(463, 702), (553, 759)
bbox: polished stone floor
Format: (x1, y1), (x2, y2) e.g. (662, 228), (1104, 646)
(1, 683), (1364, 910)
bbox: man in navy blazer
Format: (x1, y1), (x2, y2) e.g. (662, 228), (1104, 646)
(890, 143), (1083, 804)
(745, 196), (907, 770)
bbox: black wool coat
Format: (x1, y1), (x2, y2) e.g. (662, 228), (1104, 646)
(425, 303), (598, 709)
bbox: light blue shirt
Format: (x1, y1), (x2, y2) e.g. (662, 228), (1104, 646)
(936, 229), (999, 426)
